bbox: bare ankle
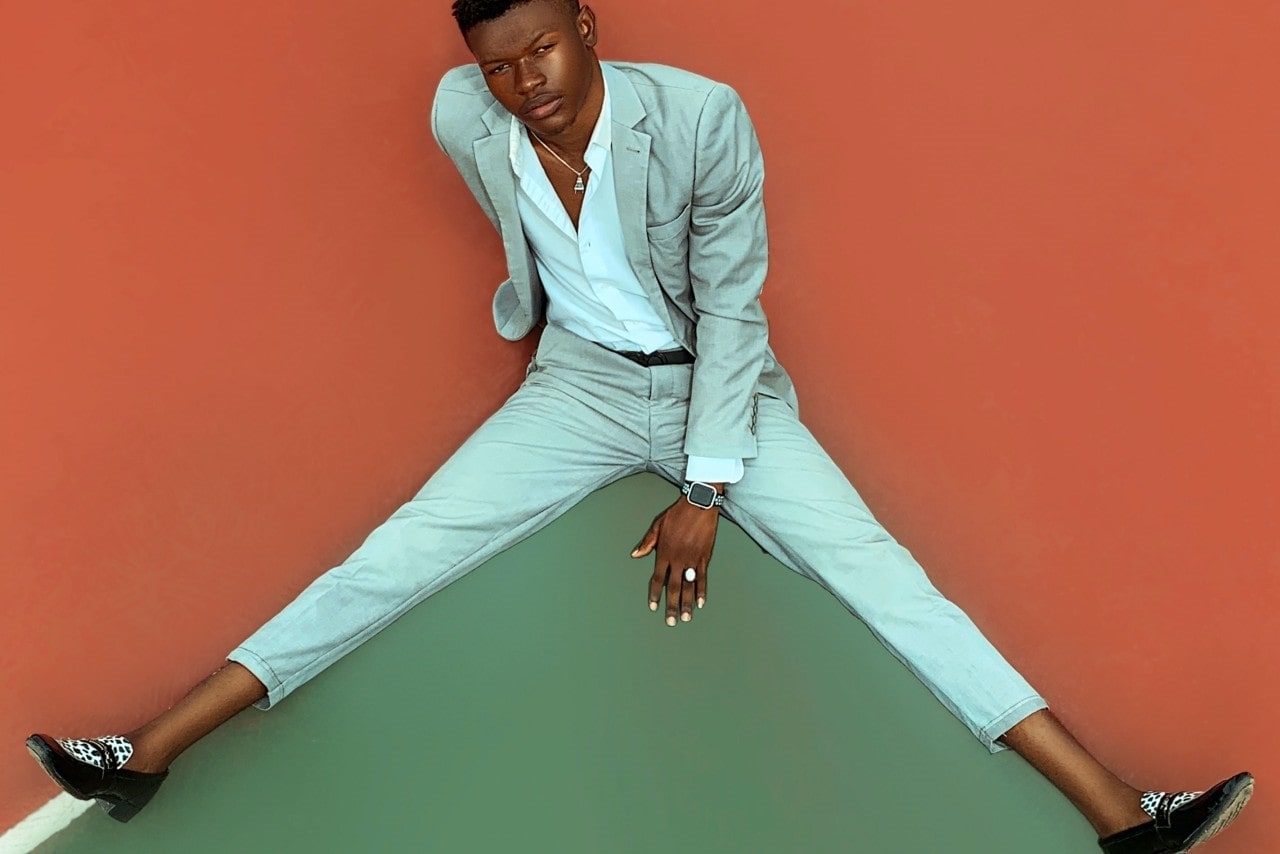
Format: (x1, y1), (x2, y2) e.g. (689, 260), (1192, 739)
(1093, 788), (1150, 837)
(121, 729), (172, 774)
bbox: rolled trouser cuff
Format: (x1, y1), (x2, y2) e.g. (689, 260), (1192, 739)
(227, 647), (285, 711)
(980, 695), (1050, 753)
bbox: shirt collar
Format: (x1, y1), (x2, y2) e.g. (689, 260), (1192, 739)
(510, 71), (612, 178)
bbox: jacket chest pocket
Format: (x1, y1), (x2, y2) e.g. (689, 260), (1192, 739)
(646, 203), (692, 241)
(645, 203), (693, 302)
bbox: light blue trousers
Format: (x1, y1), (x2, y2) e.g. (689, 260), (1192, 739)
(230, 323), (1047, 752)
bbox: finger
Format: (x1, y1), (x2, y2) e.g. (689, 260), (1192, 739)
(665, 564), (681, 627)
(629, 514), (660, 560)
(680, 566), (695, 622)
(631, 523), (659, 558)
(648, 564), (667, 613)
(695, 563), (707, 609)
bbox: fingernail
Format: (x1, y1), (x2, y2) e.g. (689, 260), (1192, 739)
(649, 602), (657, 611)
(697, 598), (705, 608)
(666, 616), (676, 626)
(681, 613), (690, 622)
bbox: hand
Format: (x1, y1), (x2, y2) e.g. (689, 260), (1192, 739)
(630, 490), (722, 626)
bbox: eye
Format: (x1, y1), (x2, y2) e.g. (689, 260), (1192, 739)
(536, 43), (554, 54)
(487, 64), (509, 75)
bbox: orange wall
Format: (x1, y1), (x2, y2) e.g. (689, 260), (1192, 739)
(2, 2), (1276, 848)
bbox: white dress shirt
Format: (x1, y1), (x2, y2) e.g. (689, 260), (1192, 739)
(509, 79), (743, 485)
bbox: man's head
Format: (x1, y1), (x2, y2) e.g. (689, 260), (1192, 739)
(451, 0), (581, 36)
(454, 0), (601, 140)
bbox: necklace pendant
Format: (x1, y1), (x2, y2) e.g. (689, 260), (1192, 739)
(574, 175), (585, 193)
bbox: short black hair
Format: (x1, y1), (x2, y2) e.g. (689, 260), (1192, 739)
(451, 0), (581, 36)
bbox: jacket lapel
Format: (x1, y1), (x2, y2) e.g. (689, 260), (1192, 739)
(473, 101), (538, 321)
(604, 64), (682, 341)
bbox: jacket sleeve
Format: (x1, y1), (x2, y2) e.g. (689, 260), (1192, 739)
(683, 83), (769, 459)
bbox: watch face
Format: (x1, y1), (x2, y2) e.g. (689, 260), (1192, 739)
(687, 482), (717, 507)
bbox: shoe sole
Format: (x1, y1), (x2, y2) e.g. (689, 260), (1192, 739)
(25, 736), (93, 801)
(1183, 772), (1254, 851)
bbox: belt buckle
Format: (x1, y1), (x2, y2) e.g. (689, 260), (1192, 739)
(610, 346), (686, 367)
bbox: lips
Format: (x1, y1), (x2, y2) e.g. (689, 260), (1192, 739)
(521, 94), (564, 119)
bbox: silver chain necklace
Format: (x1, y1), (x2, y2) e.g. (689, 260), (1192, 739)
(529, 131), (588, 193)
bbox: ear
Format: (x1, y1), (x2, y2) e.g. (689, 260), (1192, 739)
(578, 5), (598, 48)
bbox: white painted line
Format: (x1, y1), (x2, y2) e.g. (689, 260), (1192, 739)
(0, 794), (93, 854)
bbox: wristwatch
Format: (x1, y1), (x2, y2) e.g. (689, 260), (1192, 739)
(682, 481), (726, 510)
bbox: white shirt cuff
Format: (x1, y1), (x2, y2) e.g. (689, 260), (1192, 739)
(684, 456), (745, 485)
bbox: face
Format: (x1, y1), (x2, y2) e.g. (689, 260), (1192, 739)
(465, 1), (600, 139)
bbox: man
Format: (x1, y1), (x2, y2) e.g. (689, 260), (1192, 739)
(27, 1), (1252, 850)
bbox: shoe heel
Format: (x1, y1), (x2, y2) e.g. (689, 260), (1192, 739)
(99, 798), (143, 823)
(98, 786), (160, 823)
(96, 773), (166, 823)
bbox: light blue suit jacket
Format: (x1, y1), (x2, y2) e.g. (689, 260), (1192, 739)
(431, 61), (798, 460)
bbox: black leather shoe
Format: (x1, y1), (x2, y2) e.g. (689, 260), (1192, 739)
(1098, 772), (1253, 853)
(26, 734), (168, 823)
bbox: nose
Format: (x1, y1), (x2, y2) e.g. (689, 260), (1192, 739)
(513, 59), (545, 94)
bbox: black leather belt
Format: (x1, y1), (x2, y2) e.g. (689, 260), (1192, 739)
(607, 346), (695, 367)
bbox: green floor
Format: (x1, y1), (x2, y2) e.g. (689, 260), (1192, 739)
(38, 474), (1091, 854)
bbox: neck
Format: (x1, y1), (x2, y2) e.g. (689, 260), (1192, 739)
(532, 60), (604, 161)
